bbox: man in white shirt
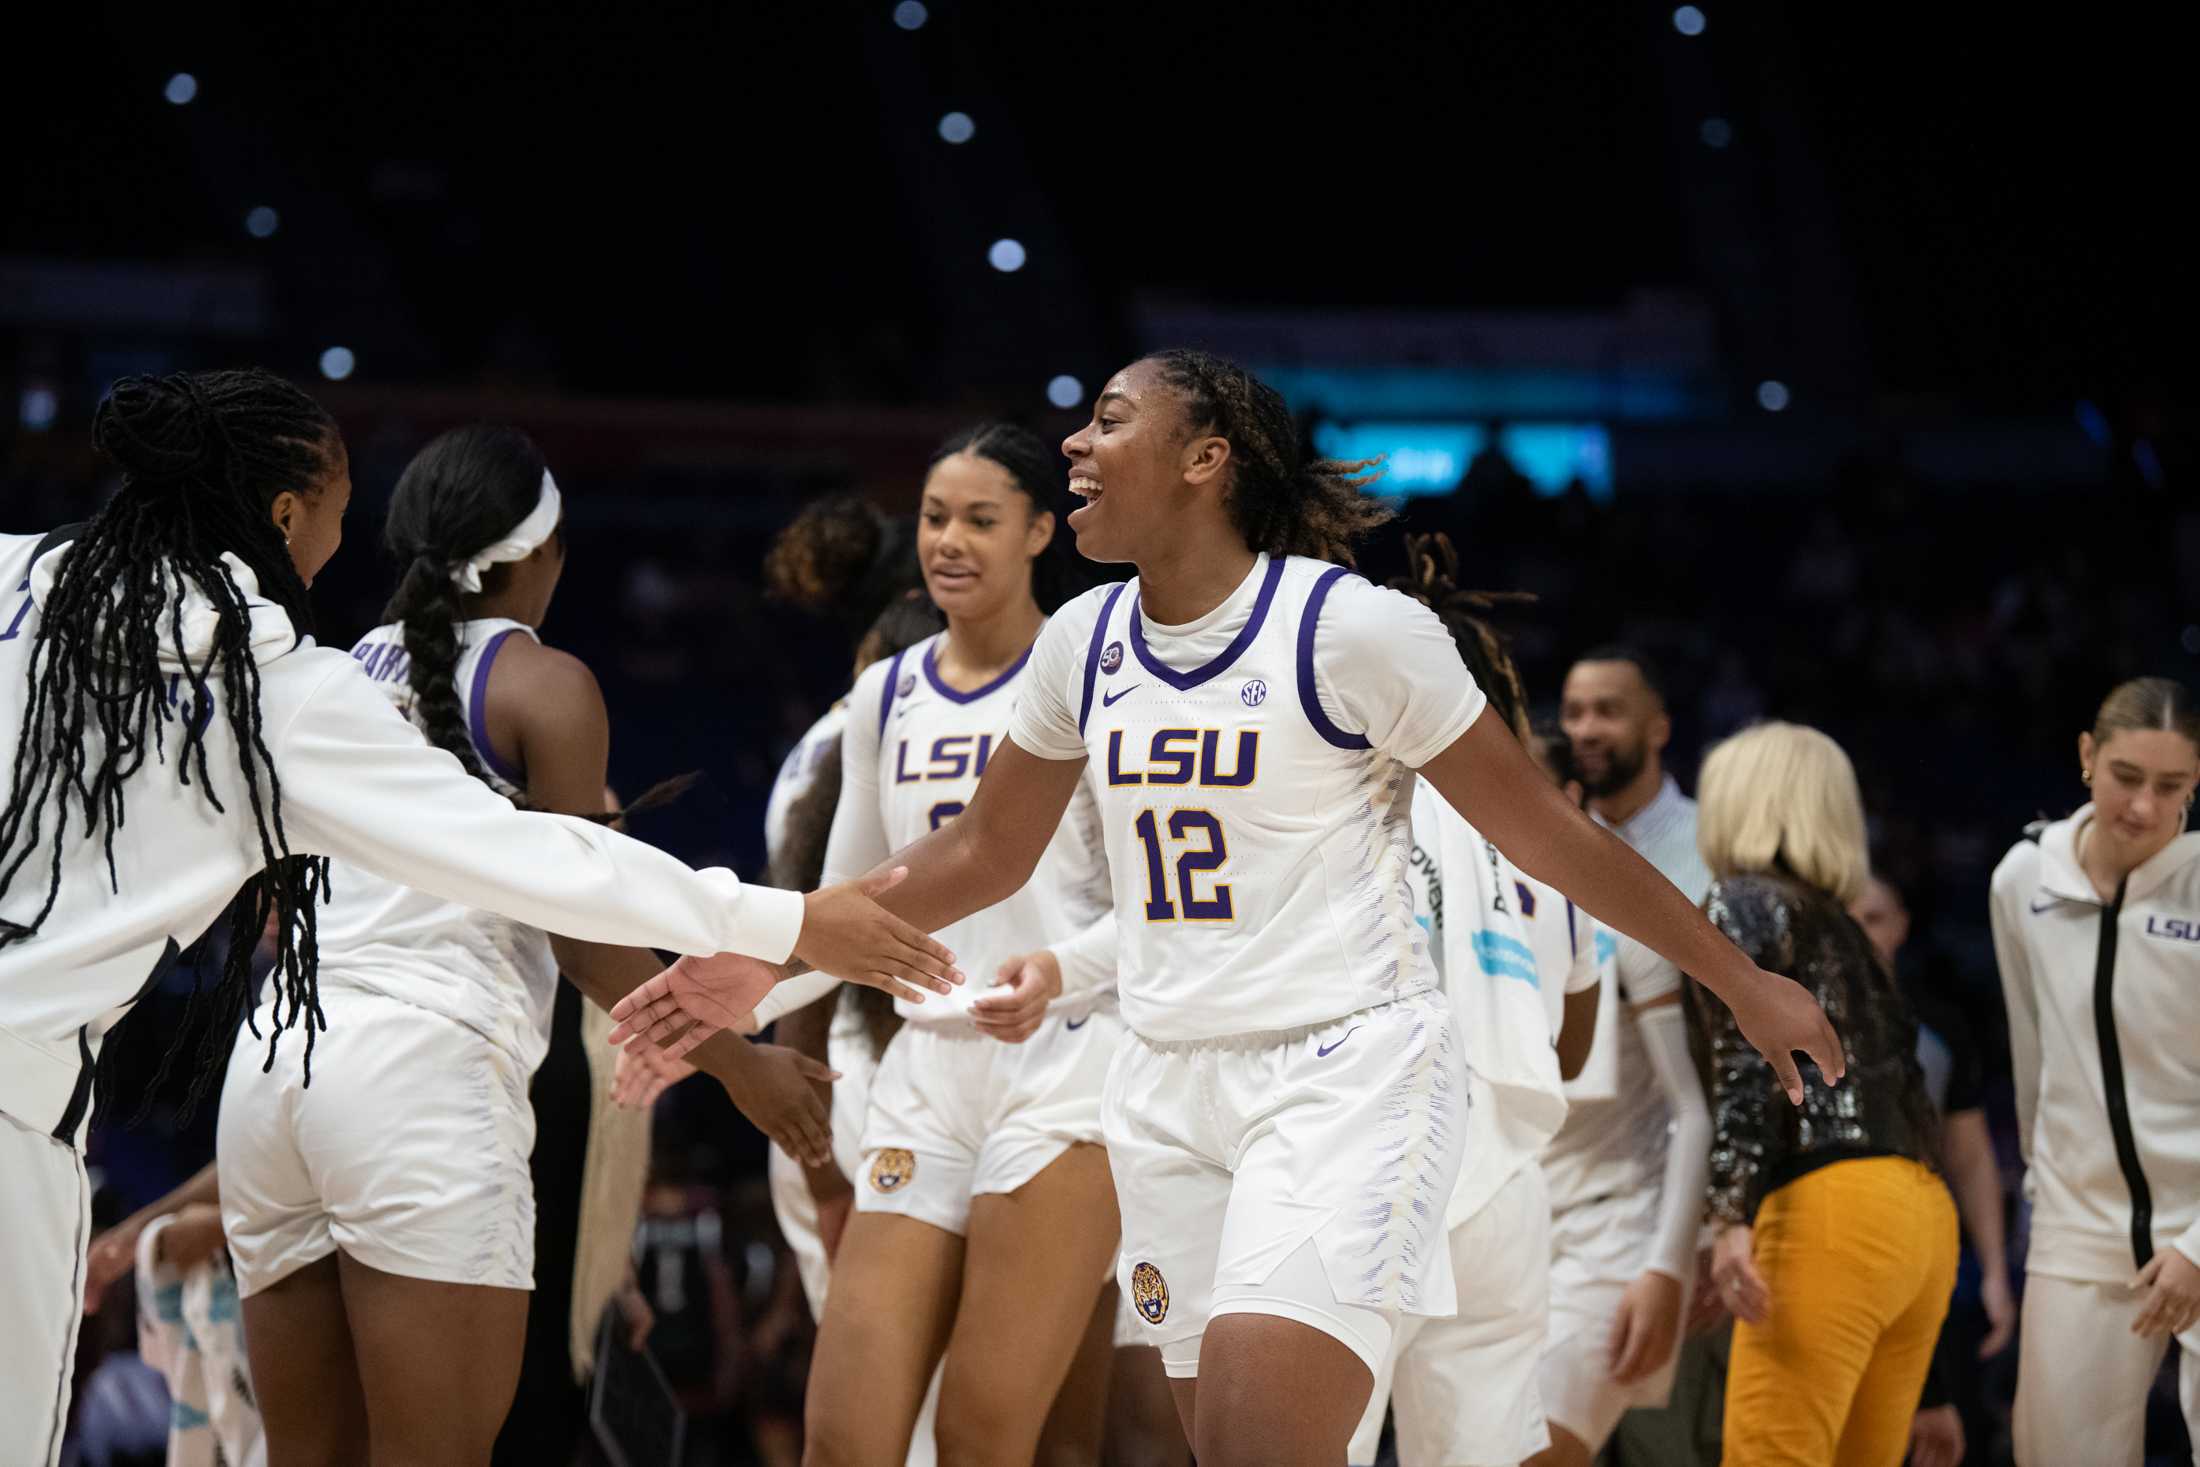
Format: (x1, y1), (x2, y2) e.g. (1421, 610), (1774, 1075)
(1561, 646), (1712, 904)
(1556, 645), (1720, 1467)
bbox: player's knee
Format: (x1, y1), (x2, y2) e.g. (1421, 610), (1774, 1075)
(935, 1371), (1046, 1467)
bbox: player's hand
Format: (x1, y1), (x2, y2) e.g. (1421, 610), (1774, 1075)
(717, 1042), (839, 1171)
(83, 1219), (147, 1313)
(972, 950), (1062, 1044)
(1710, 1223), (1771, 1326)
(613, 1042), (696, 1109)
(1607, 1269), (1685, 1384)
(2132, 1247), (2200, 1338)
(1906, 1403), (1964, 1467)
(792, 867), (964, 1003)
(608, 952), (784, 1058)
(1979, 1264), (2016, 1357)
(1723, 968), (1844, 1105)
(156, 1205), (229, 1272)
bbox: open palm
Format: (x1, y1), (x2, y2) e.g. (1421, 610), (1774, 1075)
(610, 952), (781, 1057)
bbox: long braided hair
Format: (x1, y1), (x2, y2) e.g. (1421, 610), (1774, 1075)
(380, 425), (556, 788)
(1142, 349), (1395, 567)
(0, 369), (341, 1108)
(1389, 532), (1538, 742)
(380, 425), (696, 821)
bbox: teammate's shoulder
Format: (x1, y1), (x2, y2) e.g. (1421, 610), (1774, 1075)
(1050, 578), (1127, 628)
(500, 637), (600, 695)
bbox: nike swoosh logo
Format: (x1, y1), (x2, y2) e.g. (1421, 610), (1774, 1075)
(1065, 1016), (1089, 1031)
(2030, 898), (2062, 913)
(1315, 1025), (1362, 1058)
(1101, 684), (1141, 708)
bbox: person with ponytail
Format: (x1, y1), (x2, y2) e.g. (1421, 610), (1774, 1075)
(213, 424), (889, 1464)
(714, 422), (1123, 1467)
(613, 352), (1840, 1467)
(0, 372), (956, 1465)
(1994, 677), (2200, 1465)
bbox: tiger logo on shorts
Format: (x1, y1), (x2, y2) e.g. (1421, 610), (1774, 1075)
(1130, 1261), (1170, 1324)
(868, 1148), (916, 1194)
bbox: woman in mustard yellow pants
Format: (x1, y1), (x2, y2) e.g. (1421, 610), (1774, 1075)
(1685, 723), (1960, 1466)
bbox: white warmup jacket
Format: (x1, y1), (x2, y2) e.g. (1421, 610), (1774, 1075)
(1992, 806), (2200, 1282)
(0, 530), (804, 1141)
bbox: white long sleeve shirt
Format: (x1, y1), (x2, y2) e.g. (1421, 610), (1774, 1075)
(1993, 805), (2200, 1282)
(0, 531), (804, 1142)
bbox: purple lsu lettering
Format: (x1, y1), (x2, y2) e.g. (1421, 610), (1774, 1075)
(894, 732), (997, 784)
(1104, 728), (1259, 788)
(351, 640), (414, 685)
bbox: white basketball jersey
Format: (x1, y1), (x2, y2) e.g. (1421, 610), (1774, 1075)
(765, 703), (847, 867)
(830, 632), (1111, 1027)
(1541, 931), (1682, 1213)
(1009, 555), (1486, 1042)
(312, 618), (561, 1072)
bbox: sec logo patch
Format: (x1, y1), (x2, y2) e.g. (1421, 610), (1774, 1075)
(868, 1148), (916, 1193)
(1131, 1261), (1170, 1324)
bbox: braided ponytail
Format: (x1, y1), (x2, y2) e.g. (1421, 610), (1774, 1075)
(380, 426), (550, 786)
(1143, 349), (1394, 567)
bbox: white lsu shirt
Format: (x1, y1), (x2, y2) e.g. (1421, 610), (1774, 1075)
(824, 632), (1112, 1026)
(1540, 930), (1682, 1214)
(1409, 778), (1596, 1227)
(312, 619), (561, 1073)
(1007, 554), (1486, 1042)
(765, 703), (847, 866)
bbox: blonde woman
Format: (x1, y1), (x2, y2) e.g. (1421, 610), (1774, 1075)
(1686, 721), (1955, 1467)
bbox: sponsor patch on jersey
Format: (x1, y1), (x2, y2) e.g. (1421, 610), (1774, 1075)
(868, 1147), (917, 1193)
(1241, 678), (1267, 707)
(1100, 640), (1124, 674)
(1131, 1261), (1170, 1324)
(898, 672), (916, 699)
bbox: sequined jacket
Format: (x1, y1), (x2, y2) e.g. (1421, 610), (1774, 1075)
(1688, 870), (1940, 1225)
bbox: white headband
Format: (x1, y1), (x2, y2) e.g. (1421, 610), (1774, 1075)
(452, 471), (562, 593)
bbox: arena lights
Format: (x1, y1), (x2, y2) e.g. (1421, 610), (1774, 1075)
(1673, 6), (1707, 36)
(164, 73), (199, 105)
(1047, 375), (1084, 410)
(938, 111), (976, 144)
(20, 386), (59, 433)
(1700, 117), (1733, 149)
(893, 1), (928, 30)
(245, 206), (280, 238)
(319, 347), (356, 382)
(1757, 380), (1791, 413)
(988, 238), (1027, 273)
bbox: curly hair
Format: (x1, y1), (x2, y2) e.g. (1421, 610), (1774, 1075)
(1387, 532), (1537, 742)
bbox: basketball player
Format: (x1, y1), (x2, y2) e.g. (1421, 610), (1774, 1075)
(613, 352), (1841, 1467)
(0, 373), (954, 1467)
(738, 425), (1123, 1467)
(212, 425), (888, 1465)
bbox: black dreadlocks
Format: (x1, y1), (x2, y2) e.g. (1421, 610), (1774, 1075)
(0, 369), (341, 1111)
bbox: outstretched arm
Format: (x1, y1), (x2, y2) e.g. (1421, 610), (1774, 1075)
(612, 739), (1088, 1054)
(1421, 709), (1842, 1101)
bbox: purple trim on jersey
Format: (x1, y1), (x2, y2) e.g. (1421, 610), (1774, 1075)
(467, 628), (528, 787)
(1296, 566), (1372, 751)
(1077, 581), (1130, 734)
(879, 649), (908, 737)
(922, 637), (1031, 705)
(1128, 554), (1284, 692)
